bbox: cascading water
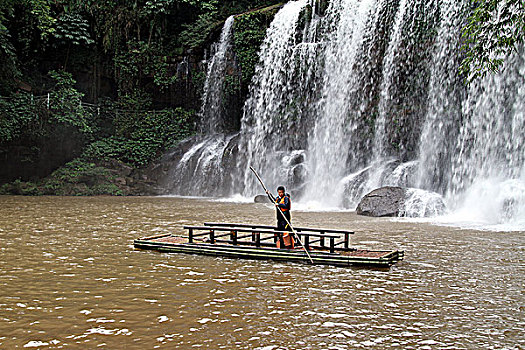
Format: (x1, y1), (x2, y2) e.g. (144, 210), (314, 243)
(165, 16), (238, 197)
(303, 0), (378, 206)
(442, 49), (525, 227)
(358, 0), (440, 203)
(199, 16), (235, 134)
(238, 0), (312, 196)
(416, 1), (468, 193)
(413, 1), (525, 228)
(166, 0), (524, 229)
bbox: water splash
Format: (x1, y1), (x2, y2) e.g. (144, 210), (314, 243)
(402, 188), (445, 218)
(170, 134), (238, 196)
(440, 50), (525, 226)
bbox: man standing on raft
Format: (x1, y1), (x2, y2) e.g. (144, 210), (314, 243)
(266, 186), (294, 248)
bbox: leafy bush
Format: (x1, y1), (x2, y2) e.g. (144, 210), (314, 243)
(84, 107), (195, 167)
(0, 93), (41, 143)
(40, 158), (123, 196)
(461, 0), (525, 82)
(48, 70), (94, 135)
(233, 5), (282, 87)
(0, 179), (41, 195)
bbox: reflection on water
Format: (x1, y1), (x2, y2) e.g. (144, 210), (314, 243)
(0, 196), (523, 349)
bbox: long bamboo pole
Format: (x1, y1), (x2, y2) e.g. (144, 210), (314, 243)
(249, 166), (314, 264)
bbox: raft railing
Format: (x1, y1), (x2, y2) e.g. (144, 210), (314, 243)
(204, 222), (354, 250)
(184, 223), (355, 253)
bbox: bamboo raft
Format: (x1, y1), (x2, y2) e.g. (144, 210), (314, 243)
(133, 222), (404, 267)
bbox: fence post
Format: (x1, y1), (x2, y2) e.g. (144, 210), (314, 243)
(188, 228), (193, 243)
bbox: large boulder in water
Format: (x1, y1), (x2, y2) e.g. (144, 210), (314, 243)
(254, 194), (269, 203)
(356, 186), (406, 217)
(356, 186), (446, 217)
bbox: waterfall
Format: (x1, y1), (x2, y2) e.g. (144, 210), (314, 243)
(443, 49), (525, 226)
(200, 16), (235, 134)
(416, 0), (468, 193)
(238, 0), (311, 196)
(358, 0), (439, 202)
(167, 133), (239, 196)
(164, 0), (524, 229)
(164, 16), (238, 197)
(303, 0), (378, 206)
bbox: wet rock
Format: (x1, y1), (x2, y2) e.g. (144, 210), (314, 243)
(289, 164), (306, 186)
(356, 186), (406, 217)
(254, 194), (270, 203)
(357, 186), (446, 217)
(115, 177), (126, 186)
(285, 151), (305, 167)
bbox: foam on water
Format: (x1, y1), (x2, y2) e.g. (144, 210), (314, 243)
(212, 194), (254, 203)
(291, 200), (352, 213)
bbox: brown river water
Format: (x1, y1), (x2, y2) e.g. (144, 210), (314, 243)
(0, 196), (523, 349)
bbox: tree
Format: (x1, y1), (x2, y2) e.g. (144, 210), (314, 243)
(53, 13), (94, 69)
(461, 0), (525, 82)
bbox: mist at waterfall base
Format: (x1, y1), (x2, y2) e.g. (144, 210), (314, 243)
(168, 0), (525, 231)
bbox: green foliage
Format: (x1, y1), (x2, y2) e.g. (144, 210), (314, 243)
(179, 12), (220, 50)
(0, 30), (18, 91)
(0, 0), (282, 195)
(53, 13), (94, 46)
(48, 70), (94, 134)
(178, 0), (281, 49)
(0, 179), (41, 195)
(29, 0), (56, 38)
(0, 1), (18, 90)
(0, 72), (93, 147)
(40, 158), (121, 195)
(84, 107), (195, 167)
(233, 5), (282, 87)
(0, 93), (41, 143)
(114, 41), (177, 94)
(192, 70), (207, 96)
(461, 0), (525, 82)
(224, 74), (241, 97)
(83, 137), (159, 167)
(0, 158), (126, 196)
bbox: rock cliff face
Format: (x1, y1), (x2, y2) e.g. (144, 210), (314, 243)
(0, 124), (88, 183)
